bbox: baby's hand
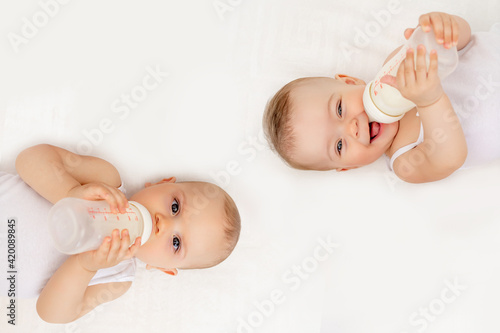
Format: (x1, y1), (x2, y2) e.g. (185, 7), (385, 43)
(405, 12), (459, 49)
(381, 45), (444, 108)
(77, 229), (141, 272)
(66, 182), (128, 213)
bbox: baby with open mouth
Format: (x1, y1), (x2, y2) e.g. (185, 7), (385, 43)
(261, 11), (500, 183)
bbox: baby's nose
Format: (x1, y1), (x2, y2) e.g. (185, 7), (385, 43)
(349, 118), (359, 138)
(155, 214), (172, 235)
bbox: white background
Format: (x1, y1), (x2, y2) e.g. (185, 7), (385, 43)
(0, 0), (499, 332)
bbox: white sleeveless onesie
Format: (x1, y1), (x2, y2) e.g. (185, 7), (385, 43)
(0, 172), (136, 298)
(389, 23), (500, 170)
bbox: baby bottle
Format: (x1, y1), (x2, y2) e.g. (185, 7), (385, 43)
(363, 26), (459, 123)
(48, 198), (152, 255)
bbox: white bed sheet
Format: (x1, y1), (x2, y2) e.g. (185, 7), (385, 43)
(0, 0), (499, 332)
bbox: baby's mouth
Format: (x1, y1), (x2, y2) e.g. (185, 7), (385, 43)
(369, 122), (381, 143)
(154, 215), (159, 234)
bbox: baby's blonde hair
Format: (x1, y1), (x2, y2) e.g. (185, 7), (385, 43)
(219, 190), (241, 262)
(189, 183), (241, 269)
(263, 77), (315, 170)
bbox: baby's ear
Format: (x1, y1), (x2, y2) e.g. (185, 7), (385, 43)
(145, 177), (176, 188)
(146, 264), (178, 276)
(334, 74), (365, 85)
(159, 268), (178, 276)
(335, 166), (359, 172)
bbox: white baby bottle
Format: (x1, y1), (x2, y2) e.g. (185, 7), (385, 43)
(363, 26), (459, 123)
(48, 198), (152, 255)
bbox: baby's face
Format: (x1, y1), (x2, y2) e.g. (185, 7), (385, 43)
(130, 180), (227, 271)
(288, 77), (399, 170)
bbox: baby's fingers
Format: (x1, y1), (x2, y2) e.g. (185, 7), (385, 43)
(380, 75), (397, 88)
(428, 50), (439, 79)
(441, 14), (459, 48)
(403, 48), (416, 85)
(394, 55), (407, 89)
(450, 18), (459, 47)
(126, 237), (142, 259)
(404, 28), (415, 40)
(438, 13), (455, 49)
(77, 183), (126, 213)
(419, 14), (432, 33)
(421, 12), (457, 49)
(118, 229), (132, 255)
(103, 185), (128, 214)
(96, 235), (112, 259)
(110, 230), (137, 262)
(106, 229), (122, 261)
(415, 45), (428, 82)
(102, 190), (120, 213)
(428, 13), (447, 45)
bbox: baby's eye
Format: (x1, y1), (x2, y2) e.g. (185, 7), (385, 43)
(337, 100), (343, 117)
(171, 199), (180, 215)
(336, 139), (343, 155)
(173, 236), (180, 252)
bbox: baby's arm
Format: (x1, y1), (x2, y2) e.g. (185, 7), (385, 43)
(16, 144), (127, 212)
(37, 229), (141, 323)
(381, 13), (470, 183)
(15, 144), (139, 322)
(390, 46), (467, 183)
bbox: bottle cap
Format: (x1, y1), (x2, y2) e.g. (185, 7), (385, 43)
(129, 201), (152, 245)
(363, 81), (404, 124)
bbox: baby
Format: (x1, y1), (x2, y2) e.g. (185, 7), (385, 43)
(2, 144), (240, 323)
(263, 12), (500, 183)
